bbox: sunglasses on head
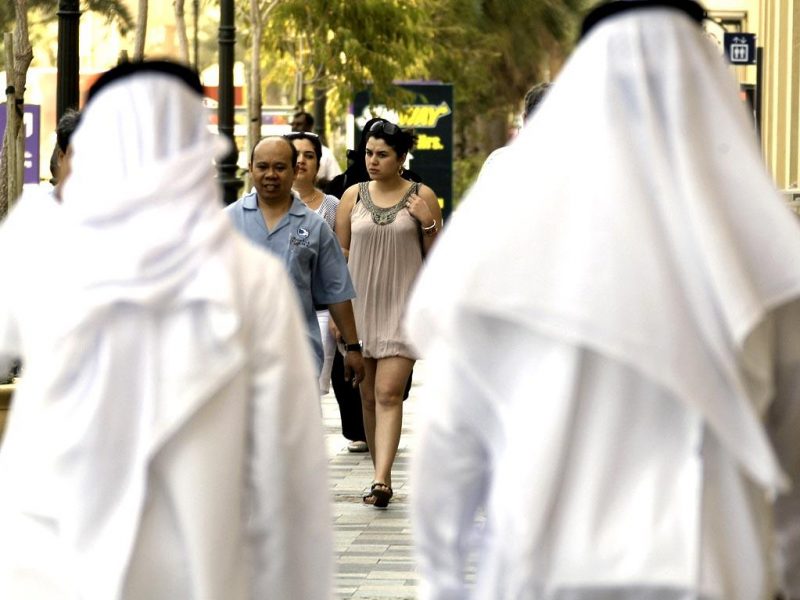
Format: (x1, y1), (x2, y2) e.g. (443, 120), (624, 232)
(369, 120), (400, 136)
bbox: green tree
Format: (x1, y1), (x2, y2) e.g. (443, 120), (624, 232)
(239, 0), (584, 202)
(1, 0), (133, 35)
(247, 0), (435, 119)
(428, 0), (586, 202)
(430, 0), (585, 146)
(274, 0), (433, 101)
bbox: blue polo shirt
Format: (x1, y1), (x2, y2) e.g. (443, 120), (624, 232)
(225, 192), (355, 370)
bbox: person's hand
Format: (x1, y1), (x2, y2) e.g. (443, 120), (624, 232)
(406, 192), (435, 229)
(329, 319), (340, 340)
(343, 351), (364, 388)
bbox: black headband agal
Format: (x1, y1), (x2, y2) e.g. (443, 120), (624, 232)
(580, 0), (706, 39)
(86, 60), (204, 105)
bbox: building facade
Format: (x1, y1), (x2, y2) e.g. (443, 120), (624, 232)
(759, 0), (799, 189)
(705, 0), (798, 190)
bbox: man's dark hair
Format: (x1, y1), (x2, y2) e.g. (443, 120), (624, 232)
(292, 111), (314, 131)
(580, 0), (705, 40)
(86, 60), (203, 105)
(523, 83), (552, 121)
(249, 135), (298, 169)
(56, 108), (81, 153)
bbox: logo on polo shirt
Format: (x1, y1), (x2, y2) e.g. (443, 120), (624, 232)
(289, 226), (312, 248)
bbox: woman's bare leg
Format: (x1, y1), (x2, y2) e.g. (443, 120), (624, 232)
(372, 356), (414, 489)
(359, 358), (378, 469)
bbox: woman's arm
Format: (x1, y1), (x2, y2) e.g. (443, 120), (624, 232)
(335, 185), (358, 260)
(407, 184), (444, 256)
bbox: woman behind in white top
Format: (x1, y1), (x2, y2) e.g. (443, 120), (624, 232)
(286, 131), (340, 394)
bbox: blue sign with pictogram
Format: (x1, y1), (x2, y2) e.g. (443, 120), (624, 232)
(0, 104), (41, 184)
(724, 33), (756, 65)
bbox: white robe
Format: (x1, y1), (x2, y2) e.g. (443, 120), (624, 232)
(0, 71), (332, 599)
(411, 310), (800, 600)
(406, 7), (800, 600)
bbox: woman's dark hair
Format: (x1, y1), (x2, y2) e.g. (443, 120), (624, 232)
(285, 131), (322, 163)
(365, 119), (415, 157)
(324, 117), (422, 198)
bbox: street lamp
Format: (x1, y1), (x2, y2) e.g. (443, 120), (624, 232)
(217, 0), (241, 204)
(56, 0), (80, 121)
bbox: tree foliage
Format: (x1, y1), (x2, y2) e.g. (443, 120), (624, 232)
(246, 0), (585, 137)
(239, 0), (586, 201)
(256, 0), (436, 110)
(1, 0), (133, 35)
(428, 0), (585, 121)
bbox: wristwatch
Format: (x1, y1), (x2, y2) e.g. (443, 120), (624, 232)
(344, 341), (363, 353)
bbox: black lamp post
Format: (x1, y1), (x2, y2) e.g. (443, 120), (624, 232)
(217, 0), (241, 204)
(56, 0), (80, 121)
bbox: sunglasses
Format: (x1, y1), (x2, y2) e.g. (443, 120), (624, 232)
(369, 120), (400, 136)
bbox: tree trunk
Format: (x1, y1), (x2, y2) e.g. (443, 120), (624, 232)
(173, 0), (190, 64)
(3, 34), (19, 218)
(244, 1), (279, 191)
(0, 0), (33, 219)
(247, 0), (263, 155)
(133, 0), (147, 60)
(244, 0), (264, 192)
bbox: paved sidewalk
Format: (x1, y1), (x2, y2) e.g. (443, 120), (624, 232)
(323, 361), (426, 599)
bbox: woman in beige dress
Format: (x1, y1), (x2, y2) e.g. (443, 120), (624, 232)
(336, 120), (442, 508)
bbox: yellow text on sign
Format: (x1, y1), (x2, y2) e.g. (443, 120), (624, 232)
(417, 134), (444, 151)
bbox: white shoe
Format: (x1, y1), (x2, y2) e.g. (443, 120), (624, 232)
(347, 440), (368, 453)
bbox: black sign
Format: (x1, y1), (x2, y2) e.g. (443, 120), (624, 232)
(354, 83), (454, 220)
(724, 33), (756, 65)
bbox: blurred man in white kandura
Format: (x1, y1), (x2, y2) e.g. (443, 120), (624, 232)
(0, 60), (332, 599)
(405, 1), (800, 599)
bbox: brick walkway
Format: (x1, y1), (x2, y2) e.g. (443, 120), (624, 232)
(323, 362), (425, 599)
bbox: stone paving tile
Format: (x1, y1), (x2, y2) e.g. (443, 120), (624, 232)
(324, 361), (426, 599)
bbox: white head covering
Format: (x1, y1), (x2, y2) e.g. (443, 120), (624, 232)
(407, 4), (800, 493)
(2, 66), (246, 597)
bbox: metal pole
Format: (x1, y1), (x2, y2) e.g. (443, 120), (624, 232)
(56, 0), (81, 121)
(313, 82), (326, 138)
(218, 0), (241, 204)
(755, 46), (763, 144)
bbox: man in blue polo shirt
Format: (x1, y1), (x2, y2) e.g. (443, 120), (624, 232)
(226, 136), (364, 386)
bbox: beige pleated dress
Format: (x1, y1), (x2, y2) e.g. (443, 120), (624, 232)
(348, 182), (423, 359)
